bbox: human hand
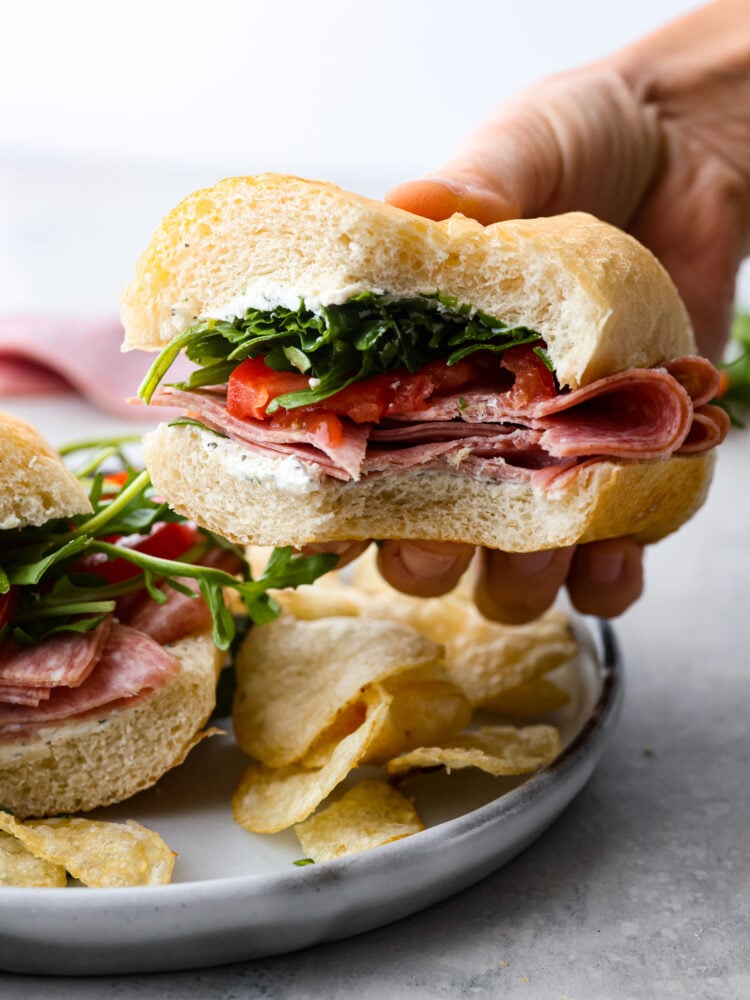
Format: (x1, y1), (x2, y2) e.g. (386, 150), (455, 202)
(315, 3), (750, 622)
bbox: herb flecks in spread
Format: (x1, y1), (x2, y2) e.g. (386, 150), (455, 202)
(139, 291), (543, 409)
(0, 438), (336, 651)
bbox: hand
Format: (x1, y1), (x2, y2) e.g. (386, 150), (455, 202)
(306, 538), (644, 623)
(313, 2), (750, 622)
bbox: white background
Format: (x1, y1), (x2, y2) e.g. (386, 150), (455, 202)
(1, 0), (747, 316)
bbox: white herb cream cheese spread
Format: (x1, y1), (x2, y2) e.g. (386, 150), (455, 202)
(189, 279), (383, 326)
(199, 429), (322, 495)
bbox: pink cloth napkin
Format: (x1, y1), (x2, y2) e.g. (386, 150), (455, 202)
(0, 315), (192, 419)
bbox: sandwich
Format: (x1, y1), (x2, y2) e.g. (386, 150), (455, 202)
(0, 412), (332, 817)
(121, 174), (728, 552)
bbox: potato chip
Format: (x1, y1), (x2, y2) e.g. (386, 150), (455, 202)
(274, 583), (363, 620)
(232, 615), (443, 767)
(386, 724), (561, 777)
(300, 699), (368, 769)
(358, 597), (578, 707)
(481, 677), (570, 717)
(332, 564), (579, 707)
(233, 685), (392, 834)
(0, 813), (175, 887)
(295, 779), (424, 862)
(362, 679), (472, 765)
(0, 829), (66, 887)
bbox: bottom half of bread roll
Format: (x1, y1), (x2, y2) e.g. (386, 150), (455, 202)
(143, 423), (715, 553)
(0, 630), (222, 819)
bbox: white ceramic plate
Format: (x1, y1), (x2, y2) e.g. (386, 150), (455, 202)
(0, 616), (621, 975)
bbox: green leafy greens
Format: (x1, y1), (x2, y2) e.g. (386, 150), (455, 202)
(718, 312), (750, 427)
(0, 437), (336, 650)
(139, 291), (542, 410)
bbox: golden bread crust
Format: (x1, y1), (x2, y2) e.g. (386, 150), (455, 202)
(0, 411), (91, 529)
(120, 174), (695, 391)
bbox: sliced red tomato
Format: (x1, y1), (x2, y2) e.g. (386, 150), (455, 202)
(73, 522), (200, 584)
(227, 356), (310, 420)
(306, 373), (396, 422)
(227, 354), (480, 426)
(501, 346), (557, 407)
(312, 359), (478, 420)
(387, 359), (477, 415)
(0, 587), (18, 629)
(103, 471), (129, 487)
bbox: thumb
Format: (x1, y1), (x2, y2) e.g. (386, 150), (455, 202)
(386, 66), (660, 228)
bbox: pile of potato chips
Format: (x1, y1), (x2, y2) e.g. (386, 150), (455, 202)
(231, 550), (578, 864)
(0, 812), (175, 887)
(0, 549), (580, 886)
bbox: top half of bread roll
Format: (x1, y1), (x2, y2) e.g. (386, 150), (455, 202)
(120, 174), (695, 391)
(0, 411), (91, 531)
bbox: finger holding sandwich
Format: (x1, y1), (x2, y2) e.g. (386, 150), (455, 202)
(121, 173), (728, 626)
(308, 537), (643, 623)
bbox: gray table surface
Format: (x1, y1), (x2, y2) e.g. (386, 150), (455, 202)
(0, 414), (748, 1000)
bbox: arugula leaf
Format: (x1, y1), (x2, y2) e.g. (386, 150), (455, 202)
(0, 438), (336, 649)
(5, 537), (93, 587)
(167, 417), (228, 438)
(717, 312), (750, 427)
(11, 614), (113, 647)
(139, 291), (542, 408)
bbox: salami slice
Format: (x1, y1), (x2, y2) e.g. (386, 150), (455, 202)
(535, 371), (694, 459)
(677, 404), (731, 454)
(664, 356), (721, 407)
(0, 619), (112, 689)
(0, 622), (181, 741)
(363, 430), (549, 474)
(151, 354), (725, 485)
(0, 685), (53, 706)
(152, 387), (367, 480)
(121, 578), (211, 645)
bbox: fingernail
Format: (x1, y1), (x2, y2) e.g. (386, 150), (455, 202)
(398, 544), (460, 579)
(420, 176), (470, 195)
(589, 550), (625, 585)
(506, 550), (557, 576)
(429, 178), (517, 225)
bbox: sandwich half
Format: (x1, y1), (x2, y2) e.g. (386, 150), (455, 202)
(0, 412), (331, 817)
(122, 174), (728, 551)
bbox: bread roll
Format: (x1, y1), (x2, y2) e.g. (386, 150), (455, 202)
(0, 414), (223, 818)
(0, 411), (91, 530)
(0, 630), (222, 818)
